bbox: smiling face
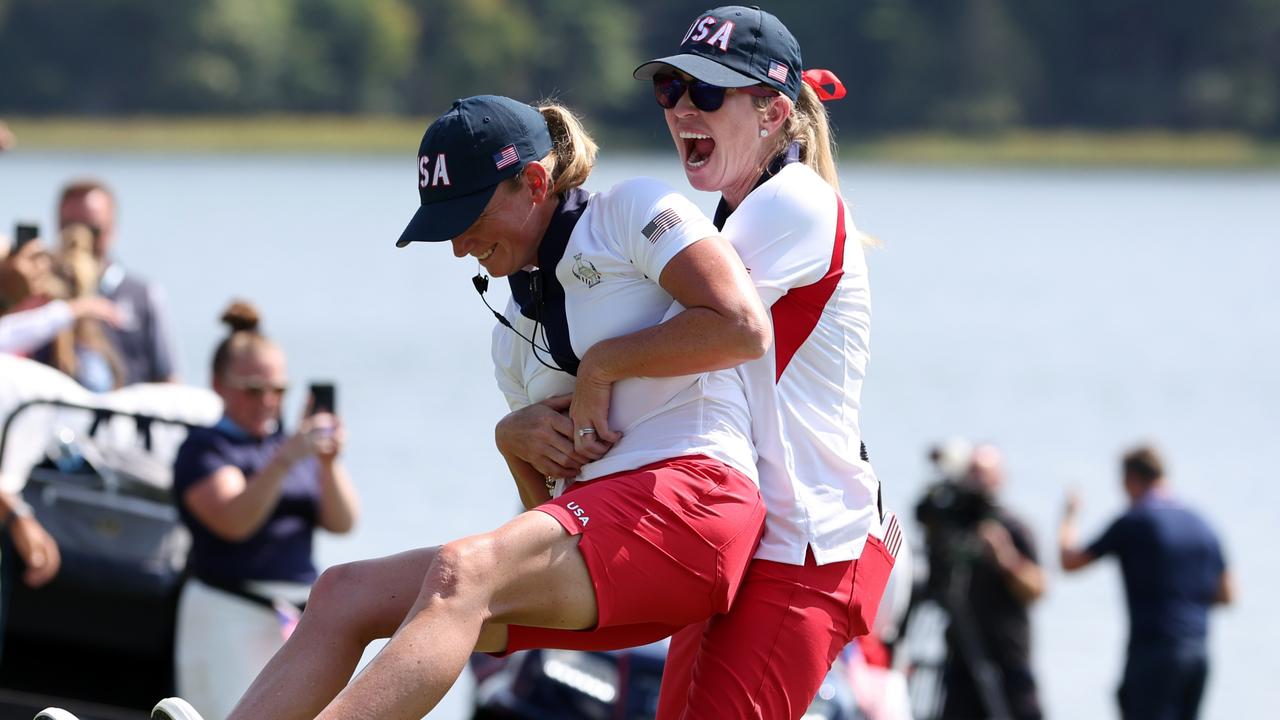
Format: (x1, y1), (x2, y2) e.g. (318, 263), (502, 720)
(448, 163), (556, 277)
(214, 344), (288, 438)
(662, 71), (792, 208)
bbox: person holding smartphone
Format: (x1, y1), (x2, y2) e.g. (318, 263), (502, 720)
(1, 223), (122, 357)
(168, 299), (358, 720)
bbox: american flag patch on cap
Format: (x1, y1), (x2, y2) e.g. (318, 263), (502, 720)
(493, 144), (520, 170)
(641, 208), (683, 244)
(767, 60), (789, 84)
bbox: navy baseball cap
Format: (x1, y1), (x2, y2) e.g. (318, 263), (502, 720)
(634, 6), (803, 102)
(397, 95), (554, 247)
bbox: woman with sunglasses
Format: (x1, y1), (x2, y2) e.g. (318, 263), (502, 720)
(631, 6), (900, 719)
(168, 300), (358, 720)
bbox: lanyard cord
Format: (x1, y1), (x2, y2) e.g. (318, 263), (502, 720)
(472, 272), (572, 374)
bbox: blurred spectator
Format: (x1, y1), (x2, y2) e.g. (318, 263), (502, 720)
(1, 228), (123, 367)
(172, 300), (357, 720)
(32, 224), (126, 390)
(917, 444), (1045, 720)
(1059, 445), (1232, 720)
(57, 179), (178, 384)
(0, 122), (14, 152)
(0, 232), (51, 315)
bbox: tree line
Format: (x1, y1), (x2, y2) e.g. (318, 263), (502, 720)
(2, 0), (1277, 138)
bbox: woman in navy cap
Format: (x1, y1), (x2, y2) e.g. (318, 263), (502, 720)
(103, 95), (776, 720)
(631, 6), (900, 719)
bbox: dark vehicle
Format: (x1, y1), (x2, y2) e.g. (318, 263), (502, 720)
(470, 640), (861, 720)
(0, 370), (219, 720)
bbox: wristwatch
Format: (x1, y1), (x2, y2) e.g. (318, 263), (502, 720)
(0, 498), (34, 533)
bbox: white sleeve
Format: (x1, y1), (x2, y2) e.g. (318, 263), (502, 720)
(602, 178), (719, 282)
(723, 174), (839, 308)
(0, 300), (74, 354)
(491, 296), (532, 411)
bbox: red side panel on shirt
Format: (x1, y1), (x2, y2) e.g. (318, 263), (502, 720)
(770, 195), (847, 382)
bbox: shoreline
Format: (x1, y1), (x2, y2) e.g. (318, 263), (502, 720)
(4, 116), (1278, 168)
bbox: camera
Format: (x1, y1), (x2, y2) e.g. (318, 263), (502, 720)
(915, 479), (993, 534)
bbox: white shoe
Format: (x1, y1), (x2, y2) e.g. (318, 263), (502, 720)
(34, 710), (80, 720)
(152, 698), (205, 720)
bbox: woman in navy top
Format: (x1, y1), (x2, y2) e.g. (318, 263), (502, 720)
(170, 300), (358, 720)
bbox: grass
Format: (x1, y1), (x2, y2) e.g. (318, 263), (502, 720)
(6, 116), (1279, 167)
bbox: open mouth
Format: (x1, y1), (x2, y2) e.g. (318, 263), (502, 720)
(679, 131), (716, 169)
(475, 246), (495, 261)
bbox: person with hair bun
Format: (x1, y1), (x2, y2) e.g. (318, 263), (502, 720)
(168, 300), (358, 720)
(631, 6), (898, 717)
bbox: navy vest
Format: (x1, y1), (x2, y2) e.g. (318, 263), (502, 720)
(507, 187), (589, 376)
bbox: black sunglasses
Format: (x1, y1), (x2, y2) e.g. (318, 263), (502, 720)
(652, 73), (778, 112)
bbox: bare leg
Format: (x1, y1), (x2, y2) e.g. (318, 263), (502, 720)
(316, 510), (597, 719)
(225, 547), (511, 720)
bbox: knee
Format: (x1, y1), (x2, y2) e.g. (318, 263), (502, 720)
(303, 560), (380, 639)
(422, 537), (499, 606)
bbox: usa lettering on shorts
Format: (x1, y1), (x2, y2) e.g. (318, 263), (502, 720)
(642, 208), (683, 244)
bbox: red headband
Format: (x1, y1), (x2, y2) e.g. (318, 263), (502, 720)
(801, 69), (846, 102)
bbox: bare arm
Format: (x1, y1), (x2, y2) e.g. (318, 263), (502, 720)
(182, 424), (325, 541)
(979, 520), (1046, 604)
(316, 459), (358, 534)
(313, 415), (358, 534)
(1, 491), (61, 588)
(1059, 490), (1097, 572)
(500, 451), (553, 511)
(572, 235), (770, 456)
(184, 448), (300, 538)
(183, 457), (296, 542)
(1214, 570), (1234, 605)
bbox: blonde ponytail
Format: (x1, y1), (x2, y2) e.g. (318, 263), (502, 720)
(776, 83), (839, 188)
(762, 85), (879, 247)
(535, 103), (599, 195)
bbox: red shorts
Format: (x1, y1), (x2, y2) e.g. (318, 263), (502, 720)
(656, 533), (897, 720)
(501, 454), (765, 655)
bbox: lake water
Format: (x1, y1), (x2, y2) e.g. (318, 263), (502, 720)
(4, 151), (1278, 718)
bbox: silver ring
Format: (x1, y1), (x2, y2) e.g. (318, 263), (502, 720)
(576, 427), (597, 437)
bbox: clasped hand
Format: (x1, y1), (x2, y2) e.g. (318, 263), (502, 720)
(497, 394), (598, 479)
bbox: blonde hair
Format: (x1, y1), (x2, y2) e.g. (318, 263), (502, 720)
(757, 84), (880, 247)
(502, 103), (599, 197)
(49, 225), (125, 387)
(758, 83), (838, 188)
(211, 300), (276, 379)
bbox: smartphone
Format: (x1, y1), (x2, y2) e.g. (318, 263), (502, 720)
(308, 382), (336, 415)
(13, 223), (39, 252)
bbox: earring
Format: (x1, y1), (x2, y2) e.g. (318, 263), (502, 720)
(759, 128), (770, 138)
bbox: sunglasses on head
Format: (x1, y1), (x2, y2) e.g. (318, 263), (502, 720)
(652, 73), (778, 112)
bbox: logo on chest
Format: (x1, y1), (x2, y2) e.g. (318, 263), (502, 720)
(571, 253), (602, 288)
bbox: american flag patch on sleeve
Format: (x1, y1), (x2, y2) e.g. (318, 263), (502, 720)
(641, 208), (683, 244)
(493, 144), (520, 170)
(767, 60), (789, 84)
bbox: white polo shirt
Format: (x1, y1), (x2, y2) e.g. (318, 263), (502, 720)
(722, 162), (881, 565)
(492, 178), (757, 486)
